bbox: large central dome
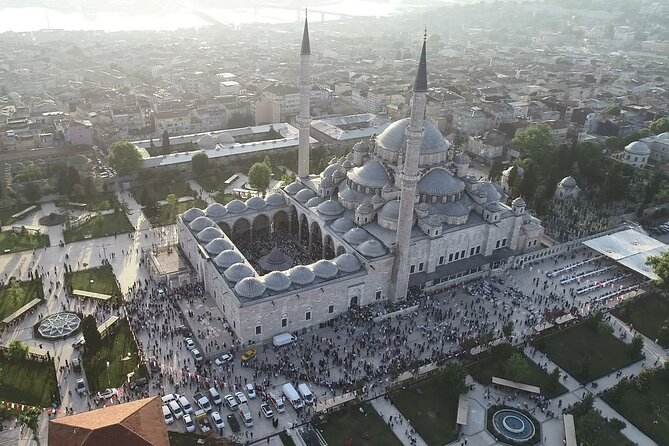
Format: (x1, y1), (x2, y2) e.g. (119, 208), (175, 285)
(377, 118), (448, 155)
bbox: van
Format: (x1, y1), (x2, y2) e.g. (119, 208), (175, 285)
(162, 405), (174, 425)
(282, 383), (304, 410)
(169, 400), (183, 419)
(208, 387), (222, 406)
(298, 383), (315, 405)
(268, 390), (285, 413)
(272, 333), (297, 347)
(238, 402), (253, 427)
(161, 393), (178, 405)
(178, 395), (193, 414)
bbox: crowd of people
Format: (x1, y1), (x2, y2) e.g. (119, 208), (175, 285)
(234, 230), (312, 273)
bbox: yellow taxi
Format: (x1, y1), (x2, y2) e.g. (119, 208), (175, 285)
(241, 349), (257, 362)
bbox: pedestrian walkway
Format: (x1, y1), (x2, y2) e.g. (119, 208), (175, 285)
(593, 398), (657, 446)
(523, 346), (582, 392)
(370, 397), (428, 446)
(187, 179), (216, 205)
(115, 190), (151, 231)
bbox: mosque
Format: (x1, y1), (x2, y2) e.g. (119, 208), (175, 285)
(177, 20), (545, 343)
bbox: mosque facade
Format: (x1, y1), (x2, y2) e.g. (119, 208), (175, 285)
(176, 20), (545, 344)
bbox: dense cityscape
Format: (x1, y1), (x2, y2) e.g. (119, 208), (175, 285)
(0, 0), (669, 445)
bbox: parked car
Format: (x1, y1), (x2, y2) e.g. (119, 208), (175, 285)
(191, 348), (203, 363)
(183, 414), (195, 433)
(215, 353), (233, 366)
(224, 394), (238, 410)
(72, 357), (82, 372)
(227, 414), (240, 433)
(211, 411), (225, 431)
(185, 338), (195, 350)
(260, 402), (273, 419)
(162, 405), (174, 425)
(241, 349), (256, 362)
(96, 388), (118, 400)
(194, 392), (212, 413)
(245, 383), (257, 399)
(234, 391), (248, 405)
(75, 378), (86, 395)
(129, 377), (148, 390)
(178, 395), (193, 414)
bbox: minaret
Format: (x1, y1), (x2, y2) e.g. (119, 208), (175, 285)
(390, 33), (428, 300)
(297, 12), (311, 179)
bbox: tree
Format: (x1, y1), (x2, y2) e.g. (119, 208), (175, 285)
(267, 125), (281, 140)
(512, 123), (553, 158)
(603, 105), (621, 116)
(281, 171), (296, 186)
(502, 321), (514, 339)
(629, 334), (644, 358)
(441, 361), (468, 394)
(248, 162), (271, 194)
(545, 367), (561, 394)
(646, 250), (669, 291)
(650, 117), (669, 135)
(166, 193), (178, 220)
(7, 280), (25, 306)
(161, 130), (171, 155)
(23, 182), (41, 202)
(658, 319), (669, 346)
(504, 352), (530, 382)
(81, 314), (101, 353)
(263, 155), (272, 168)
(108, 141), (142, 176)
(191, 153), (209, 177)
(7, 340), (28, 361)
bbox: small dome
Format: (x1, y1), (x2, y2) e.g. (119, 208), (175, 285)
(246, 196), (267, 210)
(559, 176), (577, 188)
(479, 182), (502, 202)
(357, 202), (372, 214)
(371, 193), (385, 206)
(322, 163), (343, 178)
(263, 271), (292, 292)
(182, 207), (205, 223)
(205, 202), (228, 218)
(442, 202), (469, 217)
(417, 169), (465, 196)
(338, 186), (361, 203)
(284, 181), (305, 195)
(321, 176), (333, 187)
(347, 159), (391, 188)
(512, 197), (526, 208)
(311, 259), (339, 279)
(353, 141), (369, 152)
(341, 160), (352, 169)
(214, 250), (244, 269)
(330, 218), (356, 233)
(333, 168), (346, 179)
(382, 183), (392, 193)
(343, 227), (369, 245)
(317, 199), (345, 216)
(417, 202), (429, 213)
(334, 253), (361, 273)
(485, 201), (504, 212)
(234, 277), (266, 298)
(197, 134), (216, 149)
(378, 200), (400, 222)
(226, 199), (248, 213)
(453, 152), (470, 164)
(204, 238), (234, 255)
(224, 263), (255, 282)
(357, 240), (386, 258)
(295, 188), (317, 203)
(287, 265), (315, 285)
(266, 192), (286, 206)
(306, 196), (324, 207)
(216, 132), (235, 145)
(196, 226), (224, 243)
(188, 216), (215, 232)
(624, 140), (650, 156)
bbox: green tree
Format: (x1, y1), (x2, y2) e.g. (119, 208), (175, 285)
(488, 160), (504, 182)
(7, 280), (25, 306)
(263, 155), (272, 168)
(161, 130), (171, 155)
(502, 321), (514, 339)
(545, 367), (561, 394)
(248, 162), (271, 194)
(441, 361), (468, 395)
(504, 352), (530, 382)
(108, 141), (143, 176)
(650, 117), (669, 135)
(23, 182), (41, 202)
(191, 153), (209, 177)
(605, 136), (622, 151)
(512, 123), (553, 158)
(267, 125), (281, 140)
(646, 250), (669, 291)
(629, 334), (644, 358)
(81, 314), (101, 353)
(658, 319), (669, 346)
(603, 105), (621, 116)
(6, 340), (28, 361)
(281, 171), (296, 186)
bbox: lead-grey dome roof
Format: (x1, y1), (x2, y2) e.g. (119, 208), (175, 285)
(331, 218), (356, 233)
(205, 203), (228, 219)
(183, 207), (205, 223)
(214, 250), (244, 269)
(226, 199), (247, 213)
(347, 159), (391, 188)
(442, 202), (469, 217)
(453, 152), (470, 164)
(224, 263), (255, 282)
(306, 196), (324, 207)
(234, 277), (266, 298)
(189, 216), (215, 232)
(317, 199), (345, 216)
(205, 238), (234, 255)
(334, 253), (361, 272)
(285, 181), (305, 195)
(378, 200), (400, 221)
(485, 201), (504, 212)
(417, 169), (465, 196)
(558, 176), (577, 188)
(377, 118), (448, 155)
(343, 227), (369, 245)
(512, 197), (526, 208)
(287, 265), (316, 285)
(263, 271), (292, 291)
(266, 192), (286, 206)
(295, 188), (317, 203)
(311, 260), (339, 279)
(246, 196), (267, 210)
(625, 140), (650, 156)
(357, 240), (386, 257)
(196, 226), (224, 243)
(322, 163), (343, 178)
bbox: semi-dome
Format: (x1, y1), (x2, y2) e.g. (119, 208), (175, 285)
(306, 197), (324, 207)
(322, 163), (343, 179)
(216, 132), (235, 145)
(334, 253), (361, 272)
(625, 140), (650, 156)
(188, 216), (215, 232)
(453, 152), (470, 164)
(417, 169), (465, 196)
(343, 227), (369, 245)
(317, 199), (345, 216)
(377, 118), (448, 155)
(287, 265), (316, 285)
(341, 160), (352, 170)
(357, 240), (386, 257)
(378, 200), (400, 221)
(284, 181), (304, 195)
(205, 202), (228, 219)
(214, 250), (244, 269)
(226, 199), (248, 213)
(357, 202), (372, 214)
(246, 196), (267, 210)
(485, 201), (504, 212)
(442, 202), (469, 217)
(321, 176), (333, 187)
(224, 263), (255, 282)
(353, 141), (369, 152)
(204, 238), (234, 255)
(196, 226), (224, 243)
(512, 197), (526, 208)
(197, 134), (216, 149)
(659, 132), (669, 141)
(295, 188), (317, 203)
(338, 186), (361, 203)
(330, 218), (356, 233)
(266, 193), (286, 206)
(559, 176), (577, 188)
(479, 182), (502, 202)
(311, 260), (339, 279)
(347, 159), (391, 188)
(182, 207), (205, 223)
(263, 271), (292, 291)
(371, 193), (385, 206)
(234, 277), (266, 298)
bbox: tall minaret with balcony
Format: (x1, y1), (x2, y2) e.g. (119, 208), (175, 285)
(297, 13), (311, 178)
(391, 34), (428, 300)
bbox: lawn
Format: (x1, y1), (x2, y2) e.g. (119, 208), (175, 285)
(143, 199), (207, 227)
(533, 320), (643, 383)
(215, 192), (236, 204)
(316, 402), (402, 446)
(131, 175), (193, 206)
(0, 203), (40, 226)
(569, 398), (635, 446)
(65, 265), (121, 298)
(0, 355), (58, 407)
(614, 293), (669, 347)
(0, 279), (43, 321)
(602, 367), (669, 445)
(63, 212), (134, 244)
(468, 344), (567, 398)
(168, 432), (205, 446)
(390, 376), (460, 445)
(82, 320), (147, 392)
(0, 230), (49, 253)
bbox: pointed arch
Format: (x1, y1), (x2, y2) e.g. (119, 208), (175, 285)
(273, 210), (289, 234)
(231, 218), (250, 243)
(252, 214), (270, 239)
(323, 234), (335, 260)
(218, 221), (231, 237)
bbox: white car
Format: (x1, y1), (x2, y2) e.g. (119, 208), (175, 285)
(183, 414), (195, 433)
(191, 348), (203, 363)
(185, 338), (195, 350)
(224, 394), (238, 410)
(96, 388), (118, 400)
(162, 405), (174, 425)
(211, 411), (225, 431)
(245, 383), (256, 399)
(234, 391), (248, 404)
(215, 353), (233, 366)
(75, 378), (87, 395)
(260, 402), (273, 419)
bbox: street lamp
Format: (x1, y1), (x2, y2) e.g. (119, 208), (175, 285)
(106, 361), (111, 388)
